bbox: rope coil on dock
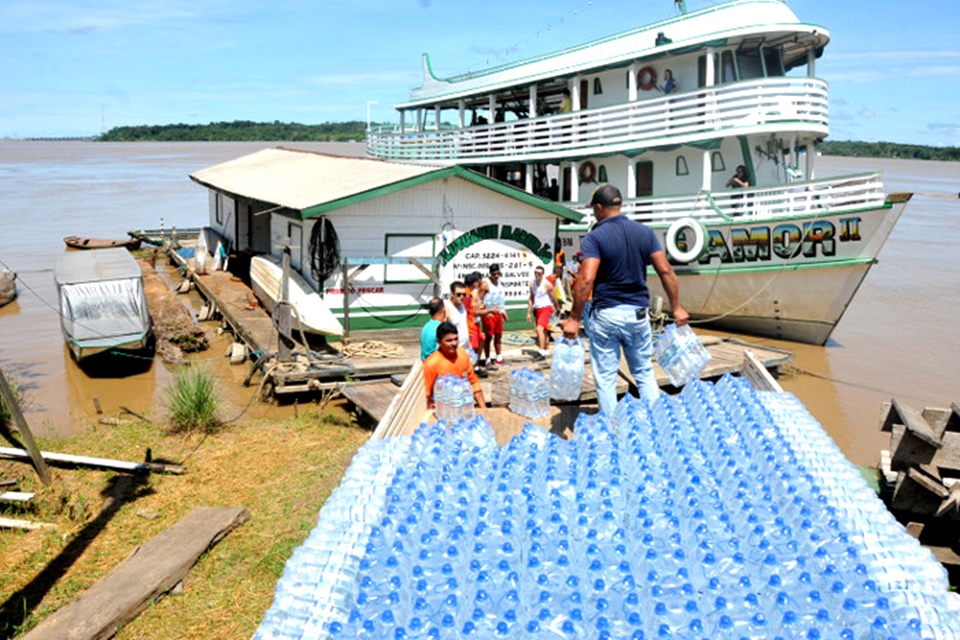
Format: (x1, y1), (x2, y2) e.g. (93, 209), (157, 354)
(338, 340), (405, 359)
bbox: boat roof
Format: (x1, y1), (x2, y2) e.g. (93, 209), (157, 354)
(55, 247), (142, 285)
(400, 0), (829, 109)
(190, 147), (582, 222)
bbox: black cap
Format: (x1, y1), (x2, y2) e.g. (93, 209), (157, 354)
(588, 183), (622, 207)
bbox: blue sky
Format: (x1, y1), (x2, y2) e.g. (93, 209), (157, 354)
(2, 0), (958, 146)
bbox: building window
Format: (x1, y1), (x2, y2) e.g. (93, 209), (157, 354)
(215, 194), (223, 225)
(711, 152), (726, 172)
(598, 165), (608, 183)
(593, 78), (603, 95)
(676, 156), (689, 176)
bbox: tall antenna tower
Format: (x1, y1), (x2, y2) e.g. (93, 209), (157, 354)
(100, 103), (106, 136)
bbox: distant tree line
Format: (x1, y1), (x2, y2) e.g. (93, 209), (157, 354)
(97, 120), (371, 142)
(820, 140), (960, 162)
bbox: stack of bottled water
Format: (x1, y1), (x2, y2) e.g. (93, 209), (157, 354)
(255, 375), (960, 640)
(508, 366), (550, 419)
(654, 323), (711, 386)
(433, 373), (475, 425)
(549, 337), (585, 402)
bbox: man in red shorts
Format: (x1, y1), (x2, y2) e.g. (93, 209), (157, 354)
(479, 264), (507, 367)
(526, 264), (560, 361)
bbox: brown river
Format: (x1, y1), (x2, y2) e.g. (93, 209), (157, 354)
(0, 141), (957, 466)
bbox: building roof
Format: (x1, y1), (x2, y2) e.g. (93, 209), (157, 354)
(401, 0), (828, 108)
(189, 147), (582, 222)
(55, 247), (142, 285)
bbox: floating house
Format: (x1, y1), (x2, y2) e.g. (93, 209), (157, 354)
(189, 148), (581, 332)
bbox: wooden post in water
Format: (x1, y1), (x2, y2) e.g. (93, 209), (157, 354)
(278, 244), (293, 362)
(0, 365), (51, 485)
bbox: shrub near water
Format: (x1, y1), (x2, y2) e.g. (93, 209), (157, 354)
(163, 365), (222, 433)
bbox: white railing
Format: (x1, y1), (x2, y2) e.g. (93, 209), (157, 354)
(567, 172), (887, 227)
(367, 78), (829, 164)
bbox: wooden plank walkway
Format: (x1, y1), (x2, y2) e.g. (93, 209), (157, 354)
(347, 335), (792, 424)
(21, 506), (249, 640)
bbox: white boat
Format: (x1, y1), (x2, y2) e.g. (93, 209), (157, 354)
(367, 0), (910, 345)
(250, 254), (344, 337)
(54, 248), (153, 361)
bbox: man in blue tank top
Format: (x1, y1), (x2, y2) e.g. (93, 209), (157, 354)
(560, 184), (689, 417)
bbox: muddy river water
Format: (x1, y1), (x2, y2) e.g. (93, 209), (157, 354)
(0, 141), (957, 466)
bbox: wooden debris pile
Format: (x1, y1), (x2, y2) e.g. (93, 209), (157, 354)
(880, 398), (960, 519)
(138, 256), (209, 362)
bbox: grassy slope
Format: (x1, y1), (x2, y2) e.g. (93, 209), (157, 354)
(0, 401), (369, 639)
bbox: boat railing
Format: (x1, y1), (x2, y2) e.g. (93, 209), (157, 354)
(567, 172), (887, 226)
(367, 77), (829, 163)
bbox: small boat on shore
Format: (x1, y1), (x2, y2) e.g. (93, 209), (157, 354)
(64, 235), (142, 251)
(55, 248), (153, 362)
(0, 268), (16, 307)
(250, 254), (343, 337)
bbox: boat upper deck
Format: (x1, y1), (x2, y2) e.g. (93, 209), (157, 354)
(400, 0), (827, 109)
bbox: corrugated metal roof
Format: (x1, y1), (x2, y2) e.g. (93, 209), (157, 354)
(400, 0), (826, 108)
(189, 147), (583, 223)
(55, 248), (143, 285)
(189, 148), (440, 212)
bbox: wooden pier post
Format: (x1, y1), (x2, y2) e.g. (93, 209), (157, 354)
(278, 244), (293, 362)
(0, 365), (52, 485)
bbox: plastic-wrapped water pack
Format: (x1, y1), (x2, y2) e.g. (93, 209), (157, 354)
(255, 376), (960, 640)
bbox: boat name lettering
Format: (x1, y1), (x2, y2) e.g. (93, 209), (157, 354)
(668, 218), (861, 265)
(438, 224), (551, 266)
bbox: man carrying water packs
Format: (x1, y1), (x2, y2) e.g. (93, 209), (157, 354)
(561, 184), (689, 417)
(423, 321), (487, 411)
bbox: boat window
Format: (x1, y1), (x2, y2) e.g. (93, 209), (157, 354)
(288, 222), (303, 271)
(711, 152), (726, 173)
(580, 79), (589, 109)
(737, 46), (764, 80)
(593, 78), (603, 95)
(764, 47), (785, 77)
(215, 194), (223, 225)
(598, 165), (608, 183)
(721, 51), (737, 83)
(636, 161), (654, 197)
(625, 70), (631, 89)
(676, 156), (689, 176)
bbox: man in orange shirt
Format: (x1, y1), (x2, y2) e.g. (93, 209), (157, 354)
(423, 322), (487, 410)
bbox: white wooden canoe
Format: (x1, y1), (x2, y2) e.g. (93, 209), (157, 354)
(250, 255), (343, 337)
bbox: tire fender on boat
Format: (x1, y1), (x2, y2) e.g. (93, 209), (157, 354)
(578, 161), (597, 184)
(638, 66), (657, 91)
(665, 217), (708, 263)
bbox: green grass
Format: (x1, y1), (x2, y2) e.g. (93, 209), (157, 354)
(162, 365), (222, 434)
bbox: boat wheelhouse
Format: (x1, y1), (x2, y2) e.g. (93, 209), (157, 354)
(368, 0), (911, 345)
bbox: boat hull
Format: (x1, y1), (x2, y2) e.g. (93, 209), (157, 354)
(561, 195), (909, 345)
(64, 236), (142, 251)
(250, 255), (344, 337)
(54, 248), (153, 363)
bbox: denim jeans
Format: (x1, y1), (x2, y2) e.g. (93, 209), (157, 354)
(587, 303), (659, 417)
